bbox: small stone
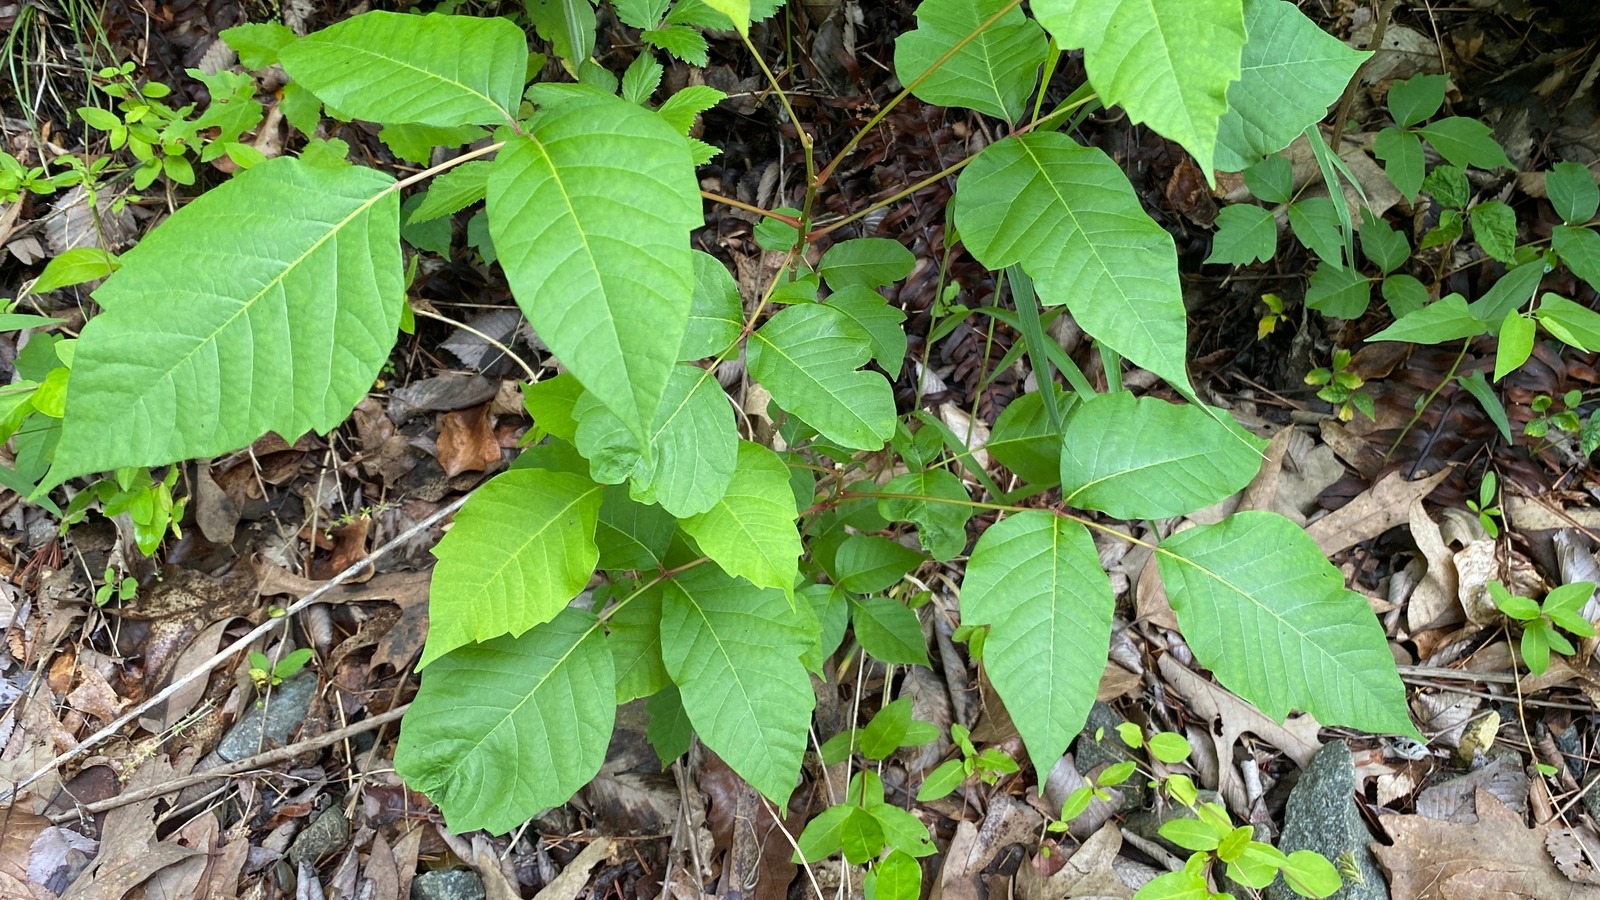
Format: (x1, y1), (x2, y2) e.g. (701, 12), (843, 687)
(286, 806), (348, 866)
(411, 869), (487, 900)
(1266, 741), (1388, 900)
(217, 671), (316, 762)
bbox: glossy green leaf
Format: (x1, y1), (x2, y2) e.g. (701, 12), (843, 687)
(55, 158), (401, 480)
(1280, 849), (1343, 898)
(1288, 197), (1345, 265)
(1472, 200), (1518, 263)
(1417, 118), (1512, 170)
(1374, 127), (1424, 199)
(960, 511), (1113, 776)
(987, 388), (1070, 486)
(877, 469), (972, 561)
(1536, 293), (1600, 352)
(955, 133), (1190, 390)
(1554, 225), (1600, 293)
(420, 467), (602, 667)
(795, 805), (854, 863)
(834, 535), (924, 594)
(820, 238), (917, 289)
(1368, 294), (1488, 344)
(396, 608), (615, 834)
(409, 160), (491, 223)
(1386, 73), (1446, 128)
(660, 565), (815, 804)
(681, 441), (801, 595)
(1495, 312), (1535, 381)
(1304, 263), (1372, 319)
(826, 285), (907, 378)
(851, 596), (930, 667)
(1158, 511), (1418, 736)
(32, 248), (121, 293)
(748, 302), (896, 449)
(1547, 161), (1599, 225)
(893, 0), (1048, 123)
(858, 697), (913, 759)
(916, 760), (966, 802)
(1060, 392), (1265, 519)
(489, 87), (700, 443)
(1212, 0), (1368, 171)
(681, 251), (743, 359)
(609, 583), (670, 702)
(1035, 0), (1245, 174)
(870, 805), (937, 858)
(867, 850), (923, 900)
(1207, 204), (1277, 265)
(280, 12), (525, 126)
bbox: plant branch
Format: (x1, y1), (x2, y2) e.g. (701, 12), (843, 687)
(410, 305), (539, 383)
(393, 141), (504, 193)
(701, 190), (803, 226)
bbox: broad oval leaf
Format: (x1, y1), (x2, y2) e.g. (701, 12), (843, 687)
(850, 596), (930, 667)
(988, 388), (1071, 486)
(748, 303), (896, 450)
(1034, 0), (1246, 174)
(489, 87), (701, 443)
(280, 11), (527, 126)
(681, 251), (743, 360)
(819, 238), (916, 290)
(954, 133), (1191, 391)
(1157, 511), (1418, 736)
(892, 0), (1049, 123)
(608, 581), (670, 703)
(680, 441), (802, 595)
(877, 469), (973, 561)
(56, 157), (401, 480)
(833, 534), (924, 594)
(1060, 392), (1265, 519)
(420, 467), (602, 667)
(824, 285), (907, 379)
(961, 511), (1113, 777)
(396, 608), (616, 834)
(659, 565), (816, 804)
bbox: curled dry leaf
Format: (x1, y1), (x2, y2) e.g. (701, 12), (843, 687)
(1305, 468), (1450, 557)
(1406, 497), (1462, 632)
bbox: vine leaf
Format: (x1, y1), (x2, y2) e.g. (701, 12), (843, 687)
(659, 565), (816, 805)
(489, 87), (701, 445)
(396, 608), (616, 835)
(608, 582), (670, 703)
(988, 388), (1073, 486)
(819, 238), (917, 290)
(877, 469), (973, 561)
(1211, 0), (1370, 172)
(748, 303), (896, 450)
(961, 511), (1113, 777)
(420, 468), (603, 668)
(850, 596), (930, 667)
(55, 158), (401, 481)
(893, 0), (1049, 123)
(825, 286), (908, 378)
(1157, 512), (1419, 737)
(1059, 392), (1265, 519)
(681, 441), (802, 596)
(955, 133), (1191, 391)
(681, 251), (743, 360)
(1034, 0), (1246, 175)
(279, 11), (527, 126)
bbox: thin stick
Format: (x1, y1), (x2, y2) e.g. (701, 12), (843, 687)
(0, 493), (469, 807)
(409, 306), (539, 383)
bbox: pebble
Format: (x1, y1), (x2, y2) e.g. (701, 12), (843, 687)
(411, 869), (487, 900)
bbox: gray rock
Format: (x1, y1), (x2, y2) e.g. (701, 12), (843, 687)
(287, 806), (348, 866)
(411, 869), (486, 900)
(1266, 741), (1387, 900)
(217, 671), (317, 762)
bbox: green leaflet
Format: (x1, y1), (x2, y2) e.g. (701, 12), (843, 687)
(279, 11), (526, 127)
(833, 534), (924, 594)
(1537, 293), (1600, 352)
(1368, 294), (1488, 344)
(1206, 204), (1277, 266)
(659, 565), (816, 804)
(987, 388), (1072, 486)
(488, 88), (701, 444)
(595, 484), (676, 570)
(1157, 512), (1418, 737)
(55, 158), (401, 481)
(824, 286), (908, 379)
(1034, 0), (1246, 175)
(408, 160), (491, 223)
(748, 303), (897, 450)
(396, 607), (616, 835)
(1547, 161), (1600, 225)
(419, 468), (602, 667)
(1211, 0), (1369, 172)
(609, 582), (670, 702)
(646, 684), (694, 765)
(681, 251), (743, 360)
(681, 441), (802, 595)
(954, 133), (1191, 391)
(892, 0), (1049, 123)
(1555, 225), (1600, 293)
(1060, 392), (1265, 520)
(850, 595), (930, 667)
(574, 364), (737, 518)
(877, 469), (973, 561)
(819, 238), (917, 289)
(961, 511), (1112, 776)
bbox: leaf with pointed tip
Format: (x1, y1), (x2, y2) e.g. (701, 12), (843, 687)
(833, 534), (924, 594)
(825, 286), (907, 378)
(681, 251), (742, 359)
(819, 238), (917, 289)
(988, 388), (1072, 486)
(877, 469), (972, 561)
(961, 511), (1113, 776)
(681, 442), (801, 595)
(893, 0), (1049, 123)
(851, 595), (929, 667)
(609, 582), (670, 702)
(409, 160), (491, 223)
(396, 608), (616, 834)
(748, 303), (896, 450)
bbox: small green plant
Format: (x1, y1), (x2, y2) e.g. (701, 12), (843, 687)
(1488, 580), (1597, 676)
(93, 566), (137, 606)
(1525, 390), (1584, 441)
(248, 648), (315, 691)
(1304, 348), (1373, 421)
(1466, 471), (1502, 538)
(912, 722), (1019, 802)
(61, 467), (187, 556)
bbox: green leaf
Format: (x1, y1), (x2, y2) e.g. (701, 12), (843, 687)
(614, 0), (671, 28)
(1489, 582), (1541, 621)
(1280, 849), (1342, 899)
(1147, 732), (1192, 764)
(1359, 210), (1410, 274)
(409, 160), (491, 223)
(1207, 204), (1277, 265)
(748, 303), (896, 450)
(877, 469), (972, 561)
(916, 759), (966, 802)
(279, 12), (526, 126)
(803, 583), (850, 665)
(1243, 154), (1292, 204)
(820, 238), (917, 289)
(859, 697), (913, 760)
(869, 805), (937, 858)
(1304, 264), (1372, 319)
(892, 0), (1048, 123)
(488, 88), (700, 444)
(1537, 293), (1600, 351)
(420, 468), (602, 667)
(1547, 161), (1599, 225)
(851, 596), (930, 667)
(1554, 225), (1600, 293)
(1288, 197), (1346, 265)
(825, 286), (908, 378)
(1495, 312), (1535, 382)
(988, 388), (1070, 486)
(1382, 274), (1429, 319)
(955, 133), (1190, 391)
(1161, 818), (1224, 852)
(680, 441), (801, 595)
(1467, 257), (1545, 322)
(595, 484), (675, 570)
(523, 374), (583, 442)
(659, 564), (815, 805)
(1457, 371), (1513, 443)
(1548, 581), (1597, 614)
(657, 85), (723, 137)
(834, 535), (924, 594)
(1035, 0), (1245, 174)
(221, 22), (298, 69)
(1471, 200), (1518, 263)
(644, 26), (710, 66)
(279, 82), (323, 137)
(681, 251), (743, 359)
(701, 0), (750, 34)
(1417, 118), (1512, 170)
(574, 364), (737, 517)
(867, 850), (923, 900)
(1060, 392), (1265, 519)
(1212, 0), (1368, 171)
(1387, 73), (1446, 128)
(395, 608), (615, 834)
(1423, 165), (1471, 210)
(1522, 621), (1551, 676)
(796, 805), (852, 863)
(1157, 511), (1418, 736)
(1374, 127), (1424, 199)
(609, 583), (670, 702)
(32, 248), (121, 293)
(528, 0), (596, 73)
(378, 122), (484, 165)
(647, 684), (694, 765)
(621, 51), (664, 104)
(54, 158), (401, 480)
(960, 511), (1113, 777)
(400, 195), (453, 256)
(1368, 294), (1488, 344)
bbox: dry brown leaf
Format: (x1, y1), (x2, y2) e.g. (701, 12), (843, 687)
(65, 665), (124, 726)
(1414, 753), (1528, 823)
(1017, 824), (1133, 900)
(1306, 468), (1450, 557)
(1319, 418), (1386, 481)
(1548, 827), (1600, 886)
(1406, 497), (1462, 632)
(531, 838), (611, 900)
(1236, 427), (1292, 513)
(1374, 788), (1600, 899)
(0, 807), (56, 900)
(1454, 539), (1501, 626)
(436, 402), (502, 477)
